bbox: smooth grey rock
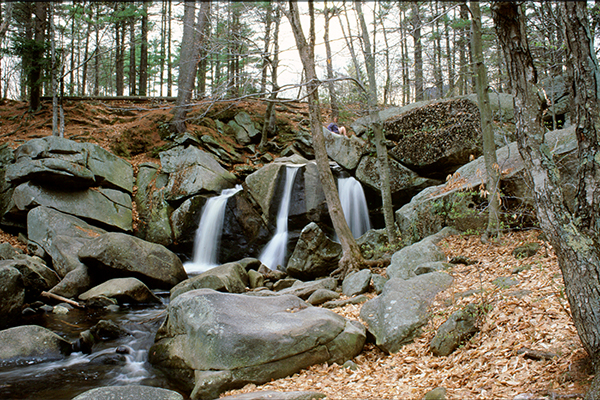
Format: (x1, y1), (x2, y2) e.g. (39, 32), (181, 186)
(342, 269), (372, 297)
(371, 274), (388, 295)
(149, 289), (365, 399)
(423, 387), (447, 400)
(430, 304), (479, 357)
(277, 277), (337, 300)
(355, 155), (439, 203)
(322, 294), (369, 309)
(13, 181), (132, 232)
(414, 261), (453, 276)
(80, 142), (134, 193)
(387, 234), (447, 280)
(79, 278), (161, 304)
(170, 262), (249, 300)
(0, 265), (24, 329)
(79, 232), (187, 289)
(0, 256), (59, 300)
(160, 145), (237, 201)
(248, 269), (264, 289)
(0, 325), (71, 365)
(286, 223), (342, 280)
(220, 391), (326, 400)
(360, 272), (453, 353)
(90, 320), (130, 341)
(306, 288), (340, 306)
(492, 276), (519, 288)
(72, 385), (183, 400)
(273, 278), (298, 291)
(322, 126), (367, 170)
(0, 242), (22, 260)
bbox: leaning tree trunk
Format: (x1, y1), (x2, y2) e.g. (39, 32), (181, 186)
(493, 4), (600, 398)
(286, 1), (364, 279)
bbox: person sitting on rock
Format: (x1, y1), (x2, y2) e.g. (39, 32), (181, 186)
(327, 116), (349, 138)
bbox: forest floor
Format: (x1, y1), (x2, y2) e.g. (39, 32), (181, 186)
(0, 99), (594, 400)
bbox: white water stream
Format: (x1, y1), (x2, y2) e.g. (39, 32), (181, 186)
(184, 185), (242, 274)
(338, 176), (371, 239)
(259, 165), (301, 270)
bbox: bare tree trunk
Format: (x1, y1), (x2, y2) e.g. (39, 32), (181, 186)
(93, 3), (100, 97)
(115, 4), (124, 96)
(171, 1), (211, 134)
(129, 17), (136, 96)
(411, 3), (423, 101)
(492, 4), (600, 398)
(260, 2), (273, 97)
(30, 2), (47, 111)
(355, 0), (397, 248)
(167, 0), (172, 97)
(286, 0), (364, 279)
(323, 0), (340, 119)
(139, 1), (148, 96)
(259, 4), (281, 152)
(471, 1), (500, 239)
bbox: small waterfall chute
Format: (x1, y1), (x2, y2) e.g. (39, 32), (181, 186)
(338, 176), (371, 239)
(184, 185), (242, 274)
(259, 165), (301, 270)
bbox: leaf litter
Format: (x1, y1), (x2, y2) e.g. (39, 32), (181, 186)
(222, 230), (593, 399)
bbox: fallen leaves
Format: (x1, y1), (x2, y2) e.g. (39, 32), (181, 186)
(222, 231), (592, 399)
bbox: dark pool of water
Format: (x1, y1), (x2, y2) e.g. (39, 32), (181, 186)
(0, 298), (186, 400)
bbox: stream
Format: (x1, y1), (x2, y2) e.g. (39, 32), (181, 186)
(0, 293), (183, 400)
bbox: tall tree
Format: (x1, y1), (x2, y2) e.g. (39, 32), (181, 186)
(259, 3), (281, 151)
(411, 2), (423, 102)
(355, 0), (397, 247)
(470, 1), (500, 239)
(323, 0), (340, 119)
(138, 1), (148, 96)
(492, 3), (600, 398)
(286, 0), (364, 279)
(29, 2), (47, 111)
(171, 0), (211, 134)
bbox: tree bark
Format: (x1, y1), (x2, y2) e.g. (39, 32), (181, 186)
(286, 0), (364, 279)
(323, 0), (339, 119)
(30, 2), (47, 111)
(129, 16), (136, 96)
(138, 1), (148, 96)
(471, 1), (500, 239)
(411, 3), (423, 102)
(115, 4), (124, 97)
(355, 0), (397, 248)
(492, 4), (600, 398)
(171, 1), (211, 134)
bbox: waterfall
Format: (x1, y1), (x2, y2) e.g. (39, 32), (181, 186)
(259, 165), (301, 270)
(338, 177), (371, 238)
(184, 185), (242, 274)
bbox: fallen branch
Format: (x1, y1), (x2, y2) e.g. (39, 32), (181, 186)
(41, 291), (83, 308)
(517, 347), (557, 360)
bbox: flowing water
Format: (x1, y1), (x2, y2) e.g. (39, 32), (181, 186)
(0, 300), (179, 400)
(259, 165), (301, 270)
(184, 185), (243, 274)
(338, 176), (371, 239)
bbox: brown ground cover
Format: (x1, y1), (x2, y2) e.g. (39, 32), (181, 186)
(222, 231), (593, 399)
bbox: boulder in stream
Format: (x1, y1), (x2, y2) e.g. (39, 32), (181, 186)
(0, 325), (72, 365)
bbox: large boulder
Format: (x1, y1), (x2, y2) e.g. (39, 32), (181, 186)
(387, 231), (449, 280)
(0, 325), (72, 365)
(27, 206), (106, 298)
(286, 223), (342, 280)
(78, 232), (187, 289)
(322, 127), (367, 171)
(149, 289), (365, 399)
(0, 265), (25, 329)
(7, 136), (134, 193)
(170, 262), (249, 300)
(0, 256), (59, 301)
(78, 277), (162, 304)
(384, 98), (482, 179)
(72, 385), (184, 400)
(360, 272), (454, 353)
(135, 162), (173, 246)
(159, 145), (238, 201)
(11, 181), (132, 232)
(277, 277), (338, 300)
(395, 126), (577, 242)
(430, 304), (479, 357)
(355, 155), (440, 205)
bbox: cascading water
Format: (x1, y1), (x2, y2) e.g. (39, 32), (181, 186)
(259, 165), (301, 270)
(338, 176), (371, 238)
(184, 185), (242, 274)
